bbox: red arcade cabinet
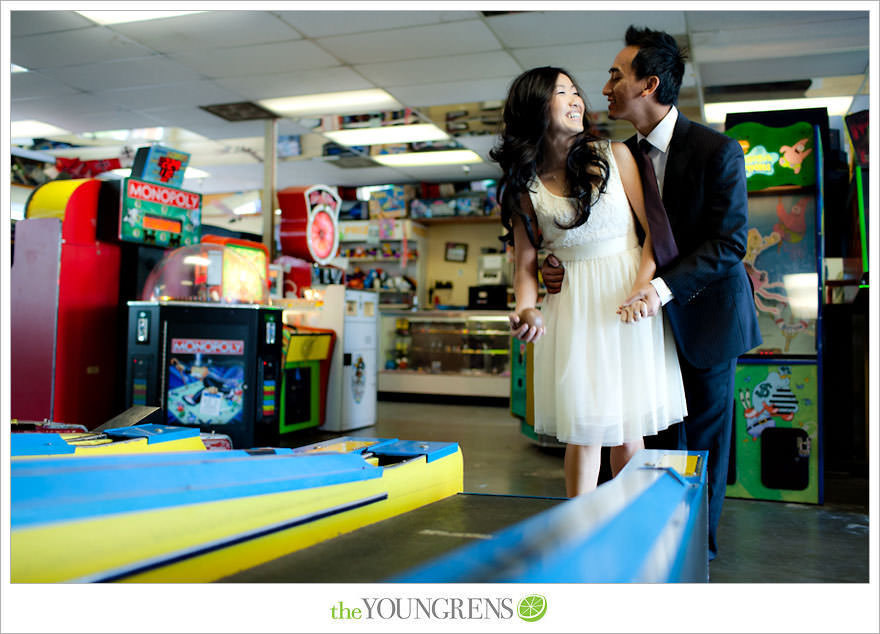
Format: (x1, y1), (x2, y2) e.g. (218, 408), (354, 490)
(11, 179), (121, 428)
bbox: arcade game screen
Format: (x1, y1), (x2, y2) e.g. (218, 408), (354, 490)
(223, 243), (267, 304)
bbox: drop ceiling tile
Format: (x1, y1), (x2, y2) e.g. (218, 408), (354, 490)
(10, 98), (49, 121)
(274, 10), (478, 38)
(691, 18), (869, 63)
(699, 50), (870, 87)
(685, 10), (868, 32)
(174, 120), (272, 142)
(11, 71), (84, 100)
(485, 11), (686, 48)
(134, 107), (270, 141)
(109, 11), (301, 53)
(55, 109), (168, 135)
(168, 40), (338, 78)
(137, 104), (232, 129)
(277, 160), (411, 188)
(455, 134), (501, 160)
(316, 20), (501, 65)
(214, 66), (375, 100)
(356, 51), (521, 87)
(37, 57), (203, 92)
(510, 41), (625, 75)
(11, 92), (117, 121)
(387, 77), (512, 108)
(95, 80), (248, 111)
(11, 26), (155, 70)
(10, 10), (94, 37)
(186, 164), (264, 194)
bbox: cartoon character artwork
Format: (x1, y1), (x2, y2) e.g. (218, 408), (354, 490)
(739, 366), (799, 438)
(743, 228), (788, 317)
(167, 354), (245, 425)
(778, 138), (813, 174)
(774, 197), (809, 244)
(774, 318), (811, 353)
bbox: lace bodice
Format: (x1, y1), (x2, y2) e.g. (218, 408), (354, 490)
(528, 140), (636, 249)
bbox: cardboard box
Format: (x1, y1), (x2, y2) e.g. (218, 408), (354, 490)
(369, 185), (416, 219)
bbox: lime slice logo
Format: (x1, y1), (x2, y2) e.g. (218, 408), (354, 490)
(517, 595), (547, 622)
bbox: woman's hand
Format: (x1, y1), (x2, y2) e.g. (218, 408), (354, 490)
(617, 298), (649, 323)
(509, 307), (545, 343)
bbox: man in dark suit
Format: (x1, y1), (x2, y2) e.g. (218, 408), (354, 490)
(541, 25), (762, 560)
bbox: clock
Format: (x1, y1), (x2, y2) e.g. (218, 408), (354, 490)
(278, 185), (340, 265)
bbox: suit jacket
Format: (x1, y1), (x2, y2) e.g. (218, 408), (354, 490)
(625, 112), (762, 368)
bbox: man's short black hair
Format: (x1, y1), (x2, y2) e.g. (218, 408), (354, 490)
(625, 25), (688, 106)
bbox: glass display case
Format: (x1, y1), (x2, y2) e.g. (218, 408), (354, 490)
(379, 310), (511, 397)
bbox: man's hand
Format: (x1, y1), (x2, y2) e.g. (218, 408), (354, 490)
(541, 254), (564, 294)
(618, 283), (661, 318)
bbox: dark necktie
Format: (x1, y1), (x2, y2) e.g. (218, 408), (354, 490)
(638, 139), (678, 267)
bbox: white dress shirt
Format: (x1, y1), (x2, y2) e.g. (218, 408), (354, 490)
(637, 105), (678, 305)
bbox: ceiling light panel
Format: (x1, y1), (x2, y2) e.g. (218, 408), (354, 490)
(372, 149), (483, 167)
(324, 123), (449, 147)
(76, 11), (209, 26)
(259, 89), (401, 117)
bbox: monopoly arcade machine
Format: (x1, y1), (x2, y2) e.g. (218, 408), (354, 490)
(724, 117), (825, 504)
(124, 243), (282, 449)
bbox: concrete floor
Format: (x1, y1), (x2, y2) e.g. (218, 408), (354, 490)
(280, 399), (870, 583)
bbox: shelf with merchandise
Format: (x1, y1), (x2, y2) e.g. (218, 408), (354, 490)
(337, 218), (426, 307)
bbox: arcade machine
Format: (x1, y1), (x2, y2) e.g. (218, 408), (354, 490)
(277, 184), (378, 432)
(724, 118), (825, 504)
(197, 233), (335, 437)
(124, 243), (282, 449)
(278, 325), (336, 434)
(11, 179), (121, 429)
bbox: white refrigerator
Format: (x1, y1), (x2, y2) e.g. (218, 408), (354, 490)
(301, 286), (377, 431)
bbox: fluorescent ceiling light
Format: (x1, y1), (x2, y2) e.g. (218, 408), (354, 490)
(324, 123), (449, 147)
(372, 149), (483, 167)
(11, 64), (28, 73)
(88, 127), (166, 142)
(11, 120), (70, 138)
(705, 96), (854, 124)
(77, 11), (208, 25)
(259, 89), (400, 117)
(110, 167), (211, 179)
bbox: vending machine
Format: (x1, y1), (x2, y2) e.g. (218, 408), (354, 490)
(124, 244), (282, 448)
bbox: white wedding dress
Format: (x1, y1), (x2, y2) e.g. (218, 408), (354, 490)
(531, 140), (687, 446)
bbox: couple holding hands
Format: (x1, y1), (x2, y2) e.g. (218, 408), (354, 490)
(494, 26), (762, 560)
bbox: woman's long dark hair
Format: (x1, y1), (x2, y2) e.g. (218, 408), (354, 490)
(490, 66), (609, 248)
